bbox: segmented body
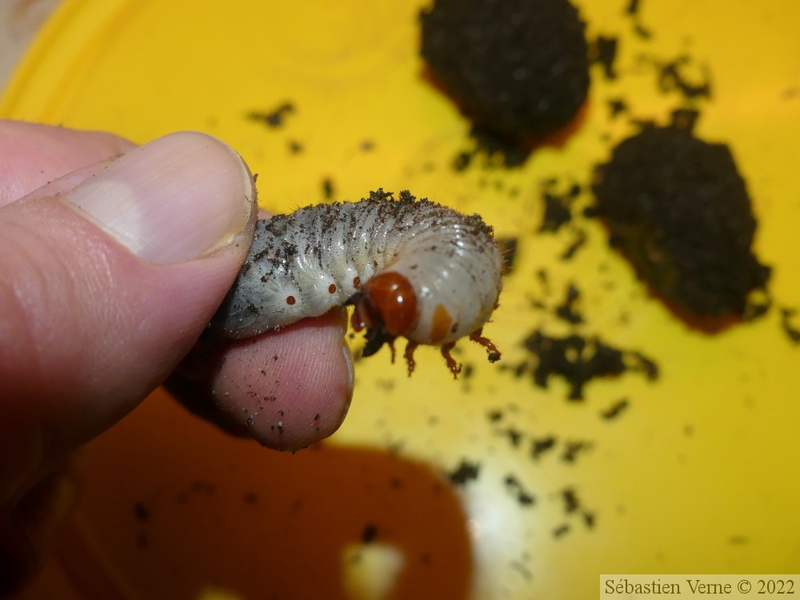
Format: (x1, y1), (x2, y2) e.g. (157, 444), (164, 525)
(212, 190), (502, 375)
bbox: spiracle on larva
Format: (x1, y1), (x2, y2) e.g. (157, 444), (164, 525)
(211, 189), (503, 377)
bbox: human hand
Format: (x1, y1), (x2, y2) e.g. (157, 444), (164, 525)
(0, 121), (353, 594)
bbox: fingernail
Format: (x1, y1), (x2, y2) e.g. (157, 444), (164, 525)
(62, 132), (256, 264)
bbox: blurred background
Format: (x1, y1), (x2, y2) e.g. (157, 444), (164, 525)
(2, 1), (799, 598)
(0, 0), (60, 89)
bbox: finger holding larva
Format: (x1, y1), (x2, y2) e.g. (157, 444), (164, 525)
(211, 189), (503, 377)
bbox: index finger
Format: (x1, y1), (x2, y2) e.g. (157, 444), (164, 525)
(165, 308), (354, 452)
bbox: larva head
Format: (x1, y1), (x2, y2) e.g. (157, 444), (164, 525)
(355, 272), (419, 337)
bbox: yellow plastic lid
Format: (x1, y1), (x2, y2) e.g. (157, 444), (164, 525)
(3, 1), (800, 598)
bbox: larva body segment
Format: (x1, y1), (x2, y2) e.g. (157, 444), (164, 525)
(212, 190), (502, 375)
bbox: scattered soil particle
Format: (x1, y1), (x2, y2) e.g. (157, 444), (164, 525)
(500, 426), (524, 447)
(322, 177), (336, 201)
(657, 56), (712, 100)
(504, 474), (536, 506)
(133, 502), (150, 522)
(583, 511), (596, 528)
(447, 460), (481, 485)
(591, 35), (619, 80)
(510, 560), (533, 580)
(781, 308), (800, 344)
(531, 436), (558, 460)
(553, 524), (570, 537)
(517, 329), (659, 400)
(624, 0), (651, 38)
(487, 409), (504, 422)
(607, 98), (629, 119)
(625, 0), (642, 16)
(247, 101), (296, 128)
(361, 523), (379, 543)
(554, 282), (583, 324)
(540, 182), (581, 233)
(452, 150), (472, 172)
(559, 228), (587, 261)
(562, 440), (593, 463)
(562, 487), (580, 513)
(600, 398), (630, 420)
(540, 193), (573, 233)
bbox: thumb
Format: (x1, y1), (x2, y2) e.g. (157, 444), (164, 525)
(0, 131), (257, 498)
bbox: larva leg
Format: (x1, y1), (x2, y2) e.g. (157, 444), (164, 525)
(403, 341), (418, 376)
(469, 329), (502, 363)
(440, 342), (462, 379)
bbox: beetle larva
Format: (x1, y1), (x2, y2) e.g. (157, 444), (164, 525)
(211, 189), (502, 377)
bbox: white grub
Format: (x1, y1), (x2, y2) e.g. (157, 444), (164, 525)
(212, 190), (502, 377)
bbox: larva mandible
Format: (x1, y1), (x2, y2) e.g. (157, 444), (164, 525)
(211, 189), (502, 377)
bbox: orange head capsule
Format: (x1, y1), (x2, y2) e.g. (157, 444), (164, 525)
(357, 272), (418, 336)
(351, 272), (418, 357)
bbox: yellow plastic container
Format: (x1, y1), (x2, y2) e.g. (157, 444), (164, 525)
(3, 1), (799, 598)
